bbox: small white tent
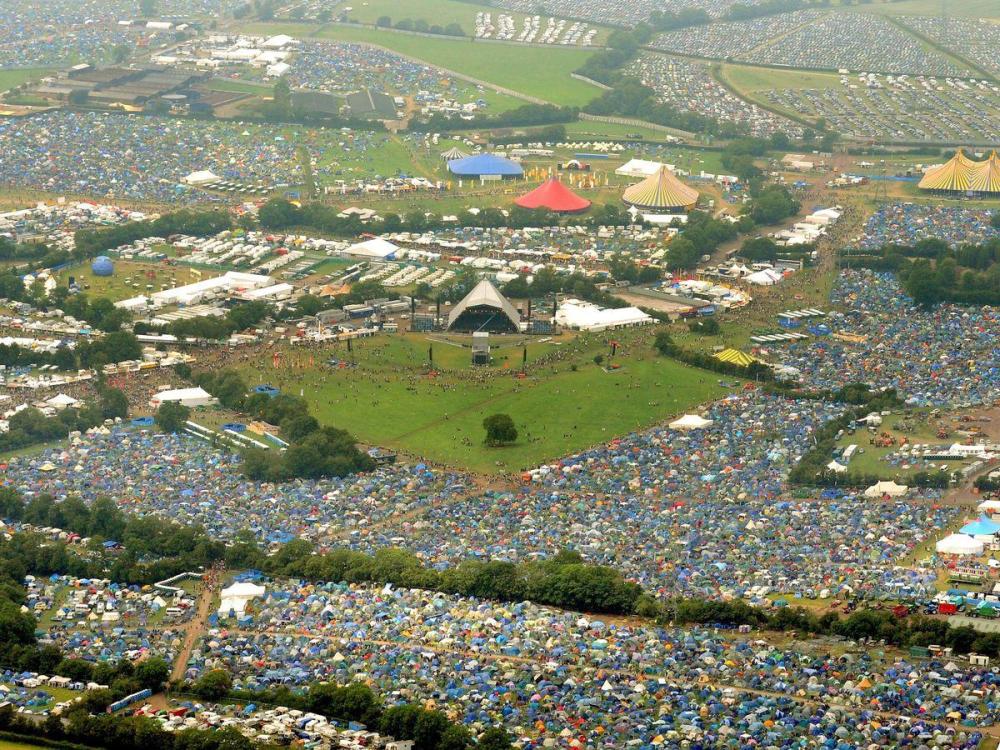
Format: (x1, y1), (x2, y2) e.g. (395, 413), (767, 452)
(936, 533), (984, 556)
(669, 414), (714, 431)
(864, 480), (908, 498)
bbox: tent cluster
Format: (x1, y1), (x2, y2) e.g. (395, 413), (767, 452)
(918, 149), (1000, 194)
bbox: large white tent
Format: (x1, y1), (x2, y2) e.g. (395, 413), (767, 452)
(864, 480), (909, 498)
(555, 299), (652, 332)
(669, 414), (714, 431)
(936, 533), (985, 556)
(345, 238), (399, 259)
(218, 581), (267, 618)
(149, 387), (216, 409)
(615, 159), (669, 178)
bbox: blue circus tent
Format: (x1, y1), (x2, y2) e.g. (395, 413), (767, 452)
(960, 517), (1000, 536)
(447, 153), (523, 178)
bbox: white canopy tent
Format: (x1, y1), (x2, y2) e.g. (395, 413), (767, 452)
(669, 414), (714, 431)
(936, 533), (984, 556)
(218, 582), (266, 618)
(864, 480), (909, 498)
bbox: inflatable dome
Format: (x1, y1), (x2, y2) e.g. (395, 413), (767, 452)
(91, 256), (114, 277)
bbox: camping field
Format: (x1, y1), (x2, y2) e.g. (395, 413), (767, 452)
(238, 329), (732, 472)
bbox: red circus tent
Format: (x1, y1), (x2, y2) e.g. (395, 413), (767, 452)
(514, 177), (591, 213)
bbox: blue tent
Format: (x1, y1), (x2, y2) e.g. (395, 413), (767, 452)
(960, 517), (1000, 536)
(91, 256), (114, 277)
(447, 153), (523, 178)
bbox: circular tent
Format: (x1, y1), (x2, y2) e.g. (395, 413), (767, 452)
(447, 153), (524, 178)
(440, 147), (469, 161)
(622, 165), (698, 212)
(91, 256), (114, 277)
(514, 177), (591, 213)
(919, 148), (1000, 195)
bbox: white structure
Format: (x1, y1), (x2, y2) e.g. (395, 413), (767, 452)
(345, 238), (399, 259)
(936, 533), (985, 556)
(183, 170), (221, 186)
(149, 387), (217, 409)
(218, 581), (266, 618)
(864, 480), (908, 498)
(147, 271), (272, 307)
(615, 159), (669, 178)
(669, 414), (714, 431)
(555, 299), (652, 332)
(45, 393), (80, 410)
(746, 268), (783, 286)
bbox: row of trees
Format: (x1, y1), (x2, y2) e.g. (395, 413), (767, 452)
(257, 198), (634, 236)
(375, 15), (465, 37)
(840, 238), (1000, 308)
(73, 210), (231, 261)
(193, 678), (514, 750)
(667, 595), (1000, 660)
(421, 104), (575, 131)
(234, 541), (645, 615)
(136, 300), (272, 341)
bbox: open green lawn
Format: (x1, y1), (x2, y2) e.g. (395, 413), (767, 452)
(832, 410), (976, 480)
(56, 260), (217, 303)
(242, 23), (602, 106)
(0, 68), (51, 92)
(331, 0), (611, 44)
(562, 120), (675, 141)
(238, 330), (732, 472)
(722, 64), (842, 95)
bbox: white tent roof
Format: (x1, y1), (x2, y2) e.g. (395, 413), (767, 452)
(218, 582), (266, 618)
(746, 269), (783, 286)
(554, 299), (652, 332)
(669, 414), (714, 431)
(615, 159), (667, 178)
(447, 279), (521, 329)
(46, 393), (79, 408)
(978, 499), (1000, 513)
(826, 460), (848, 473)
(183, 170), (220, 186)
(149, 386), (216, 408)
(347, 238), (398, 259)
(864, 480), (908, 498)
(936, 533), (984, 556)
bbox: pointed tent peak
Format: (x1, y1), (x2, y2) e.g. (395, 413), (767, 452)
(446, 278), (521, 332)
(515, 177), (591, 213)
(622, 165), (699, 211)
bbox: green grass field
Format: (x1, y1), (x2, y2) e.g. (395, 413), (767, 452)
(722, 64), (842, 95)
(243, 23), (602, 106)
(56, 260), (217, 303)
(0, 68), (51, 92)
(331, 0), (611, 44)
(238, 330), (732, 473)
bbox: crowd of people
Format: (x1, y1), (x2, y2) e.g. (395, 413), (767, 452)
(777, 269), (1000, 407)
(627, 53), (802, 138)
(183, 581), (993, 746)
